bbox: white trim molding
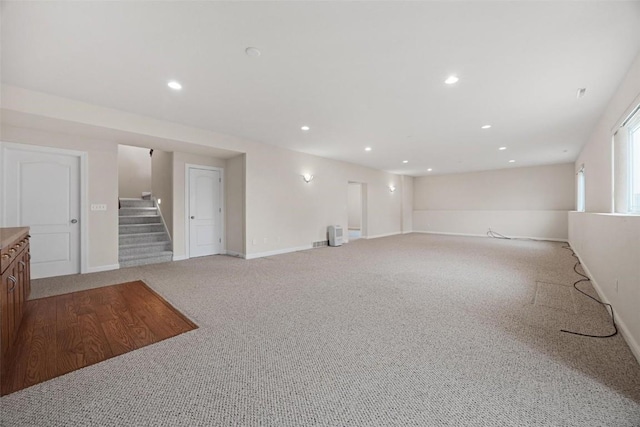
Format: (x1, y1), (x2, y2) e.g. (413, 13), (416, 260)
(224, 250), (246, 259)
(413, 230), (568, 242)
(364, 232), (402, 240)
(87, 264), (120, 273)
(245, 244), (313, 260)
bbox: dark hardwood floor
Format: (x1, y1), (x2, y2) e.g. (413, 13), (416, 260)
(1, 281), (197, 396)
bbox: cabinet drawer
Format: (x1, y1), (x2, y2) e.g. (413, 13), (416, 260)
(1, 234), (28, 274)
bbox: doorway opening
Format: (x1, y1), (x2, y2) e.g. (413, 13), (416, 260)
(185, 164), (224, 258)
(347, 182), (367, 241)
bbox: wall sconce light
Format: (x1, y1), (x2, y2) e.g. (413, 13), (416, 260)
(302, 173), (314, 183)
(389, 185), (396, 193)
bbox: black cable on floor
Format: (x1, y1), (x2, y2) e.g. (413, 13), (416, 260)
(486, 228), (618, 338)
(560, 245), (617, 339)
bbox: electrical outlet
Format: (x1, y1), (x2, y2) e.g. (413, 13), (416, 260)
(252, 239), (258, 245)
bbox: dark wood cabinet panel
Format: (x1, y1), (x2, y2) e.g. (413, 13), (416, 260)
(0, 227), (31, 385)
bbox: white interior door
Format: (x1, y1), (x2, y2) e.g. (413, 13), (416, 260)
(188, 167), (221, 258)
(4, 147), (81, 278)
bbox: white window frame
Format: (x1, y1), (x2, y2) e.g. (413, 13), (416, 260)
(576, 166), (585, 212)
(629, 116), (640, 213)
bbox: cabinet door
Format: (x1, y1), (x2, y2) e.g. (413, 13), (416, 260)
(14, 254), (25, 332)
(1, 266), (16, 359)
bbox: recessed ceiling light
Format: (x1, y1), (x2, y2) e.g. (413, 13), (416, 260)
(481, 125), (492, 129)
(402, 160), (409, 164)
(301, 126), (310, 131)
(499, 147), (507, 150)
(445, 75), (459, 85)
(509, 160), (515, 163)
(167, 81), (182, 90)
(365, 147), (372, 152)
(427, 168), (433, 172)
(245, 47), (261, 57)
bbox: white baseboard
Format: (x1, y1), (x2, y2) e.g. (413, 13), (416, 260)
(569, 244), (640, 365)
(245, 244), (313, 260)
(413, 230), (568, 242)
(87, 263), (120, 273)
(225, 250), (246, 259)
(364, 232), (402, 240)
(172, 255), (188, 261)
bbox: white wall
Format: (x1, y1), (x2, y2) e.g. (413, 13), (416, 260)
(569, 52), (640, 362)
(1, 85), (408, 260)
(151, 149), (173, 238)
(225, 154), (245, 257)
(244, 143), (403, 257)
(1, 125), (119, 270)
(401, 175), (413, 233)
(413, 163), (574, 239)
(117, 144), (151, 198)
(347, 183), (362, 230)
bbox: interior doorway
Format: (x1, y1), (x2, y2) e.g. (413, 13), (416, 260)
(347, 182), (367, 241)
(186, 165), (223, 258)
(2, 142), (87, 278)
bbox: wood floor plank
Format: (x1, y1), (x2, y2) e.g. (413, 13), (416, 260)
(124, 283), (195, 335)
(79, 313), (113, 365)
(101, 318), (138, 356)
(23, 324), (56, 389)
(113, 304), (158, 348)
(56, 294), (78, 332)
(1, 280), (197, 396)
(56, 324), (86, 376)
(121, 289), (180, 341)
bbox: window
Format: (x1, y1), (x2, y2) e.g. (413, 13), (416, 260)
(613, 104), (640, 214)
(630, 119), (640, 213)
(576, 166), (585, 212)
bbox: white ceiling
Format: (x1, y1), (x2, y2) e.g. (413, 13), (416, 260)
(2, 1), (640, 176)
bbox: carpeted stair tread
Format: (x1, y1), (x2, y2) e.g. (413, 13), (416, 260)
(118, 197), (172, 268)
(118, 250), (173, 261)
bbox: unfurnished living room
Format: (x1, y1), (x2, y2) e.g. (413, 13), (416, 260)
(1, 1), (639, 426)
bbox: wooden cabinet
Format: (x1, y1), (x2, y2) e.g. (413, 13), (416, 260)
(0, 227), (30, 378)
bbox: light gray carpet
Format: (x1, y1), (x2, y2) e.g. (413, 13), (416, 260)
(2, 233), (639, 426)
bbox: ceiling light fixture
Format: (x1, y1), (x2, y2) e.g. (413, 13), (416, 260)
(499, 147), (507, 150)
(302, 173), (314, 183)
(402, 160), (409, 164)
(301, 126), (310, 131)
(167, 81), (182, 90)
(389, 185), (396, 193)
(509, 160), (515, 163)
(481, 125), (492, 129)
(427, 168), (433, 172)
(245, 47), (261, 57)
(365, 147), (372, 152)
(445, 75), (459, 85)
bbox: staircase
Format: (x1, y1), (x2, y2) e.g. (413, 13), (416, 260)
(119, 198), (173, 268)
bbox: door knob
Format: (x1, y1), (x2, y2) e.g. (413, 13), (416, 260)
(71, 219), (78, 224)
(190, 216), (195, 219)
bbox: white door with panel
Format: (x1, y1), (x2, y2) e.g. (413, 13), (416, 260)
(188, 167), (221, 258)
(3, 147), (81, 278)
